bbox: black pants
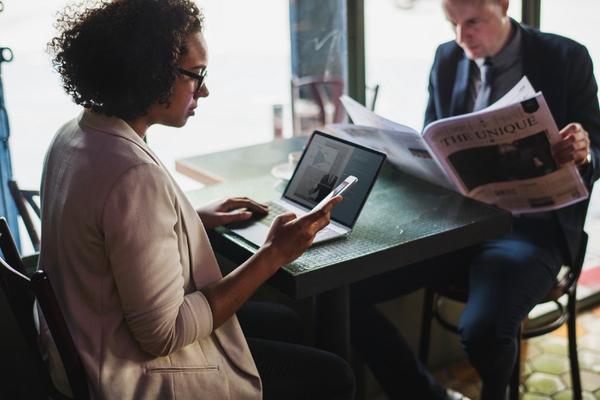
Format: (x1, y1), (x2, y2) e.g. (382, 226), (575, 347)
(238, 301), (355, 400)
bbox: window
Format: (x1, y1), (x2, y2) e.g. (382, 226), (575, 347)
(289, 0), (348, 136)
(2, 1), (291, 190)
(3, 1), (79, 189)
(540, 0), (600, 81)
(364, 0), (521, 131)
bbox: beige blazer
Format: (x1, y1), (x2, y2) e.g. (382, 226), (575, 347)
(39, 110), (261, 399)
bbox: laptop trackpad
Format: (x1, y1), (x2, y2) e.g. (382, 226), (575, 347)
(229, 223), (269, 247)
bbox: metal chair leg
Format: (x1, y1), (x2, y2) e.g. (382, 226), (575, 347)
(509, 325), (522, 400)
(567, 288), (582, 400)
(419, 287), (435, 365)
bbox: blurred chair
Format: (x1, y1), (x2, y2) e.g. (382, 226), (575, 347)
(8, 179), (40, 251)
(0, 217), (89, 400)
(290, 76), (381, 136)
(418, 231), (587, 400)
(366, 83), (380, 113)
(291, 75), (345, 136)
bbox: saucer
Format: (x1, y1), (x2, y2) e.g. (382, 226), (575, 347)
(271, 163), (295, 181)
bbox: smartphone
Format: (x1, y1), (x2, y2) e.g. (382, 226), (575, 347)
(313, 175), (358, 211)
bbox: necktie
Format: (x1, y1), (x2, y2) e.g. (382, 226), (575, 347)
(473, 58), (493, 112)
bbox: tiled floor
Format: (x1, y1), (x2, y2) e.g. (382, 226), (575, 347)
(580, 192), (600, 301)
(436, 306), (600, 399)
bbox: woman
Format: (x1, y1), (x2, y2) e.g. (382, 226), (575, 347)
(41, 0), (354, 398)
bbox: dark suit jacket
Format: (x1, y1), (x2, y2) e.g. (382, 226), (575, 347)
(424, 23), (600, 266)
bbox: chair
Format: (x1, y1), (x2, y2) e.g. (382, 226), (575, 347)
(366, 83), (380, 112)
(290, 76), (381, 136)
(8, 179), (41, 251)
(418, 231), (587, 400)
(0, 217), (89, 400)
(291, 75), (345, 136)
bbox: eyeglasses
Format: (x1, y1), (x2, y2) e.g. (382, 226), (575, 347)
(178, 67), (207, 95)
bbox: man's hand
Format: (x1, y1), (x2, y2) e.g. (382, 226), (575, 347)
(263, 195), (343, 268)
(196, 197), (268, 229)
(553, 122), (591, 166)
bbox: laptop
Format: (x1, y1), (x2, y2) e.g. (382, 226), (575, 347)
(228, 130), (386, 247)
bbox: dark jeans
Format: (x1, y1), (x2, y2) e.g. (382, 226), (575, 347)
(350, 216), (565, 400)
(238, 301), (355, 400)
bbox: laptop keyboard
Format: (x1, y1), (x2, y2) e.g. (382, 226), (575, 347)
(257, 201), (289, 227)
(258, 201), (338, 239)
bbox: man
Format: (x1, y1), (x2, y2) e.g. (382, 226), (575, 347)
(351, 1), (600, 399)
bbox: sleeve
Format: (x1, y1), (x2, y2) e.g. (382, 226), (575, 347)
(102, 163), (213, 357)
(567, 44), (600, 187)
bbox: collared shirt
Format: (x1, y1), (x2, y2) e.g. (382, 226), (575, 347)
(466, 18), (523, 112)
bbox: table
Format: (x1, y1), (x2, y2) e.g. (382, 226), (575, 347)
(181, 137), (513, 360)
(176, 137), (306, 185)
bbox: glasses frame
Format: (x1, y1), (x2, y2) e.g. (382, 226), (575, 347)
(178, 67), (207, 95)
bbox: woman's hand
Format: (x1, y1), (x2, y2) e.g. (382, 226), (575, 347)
(201, 195), (342, 329)
(196, 197), (268, 229)
(262, 195), (343, 269)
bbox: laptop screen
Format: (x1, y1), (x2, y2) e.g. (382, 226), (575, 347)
(283, 131), (386, 227)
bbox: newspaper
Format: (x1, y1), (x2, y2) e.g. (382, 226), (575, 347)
(329, 77), (588, 213)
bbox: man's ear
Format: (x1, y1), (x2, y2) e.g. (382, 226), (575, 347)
(499, 0), (510, 16)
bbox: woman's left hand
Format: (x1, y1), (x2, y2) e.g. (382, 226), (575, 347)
(197, 197), (268, 229)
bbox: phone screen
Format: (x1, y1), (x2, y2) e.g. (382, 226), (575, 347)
(313, 176), (358, 211)
(332, 180), (351, 197)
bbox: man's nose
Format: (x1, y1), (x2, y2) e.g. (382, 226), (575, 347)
(455, 24), (465, 44)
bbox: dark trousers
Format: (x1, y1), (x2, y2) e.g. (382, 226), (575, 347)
(350, 215), (565, 400)
(238, 301), (356, 400)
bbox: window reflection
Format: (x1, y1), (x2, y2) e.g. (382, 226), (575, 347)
(290, 0), (348, 136)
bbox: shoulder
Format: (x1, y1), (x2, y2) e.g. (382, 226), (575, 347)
(521, 24), (590, 60)
(432, 40), (464, 67)
(104, 162), (177, 218)
(44, 114), (169, 206)
(56, 114), (157, 174)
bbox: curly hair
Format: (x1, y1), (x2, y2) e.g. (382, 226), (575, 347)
(48, 0), (203, 120)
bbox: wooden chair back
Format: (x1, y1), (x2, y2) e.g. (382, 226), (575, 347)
(0, 218), (89, 400)
(8, 180), (40, 251)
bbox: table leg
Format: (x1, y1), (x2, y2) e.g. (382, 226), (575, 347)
(314, 285), (350, 361)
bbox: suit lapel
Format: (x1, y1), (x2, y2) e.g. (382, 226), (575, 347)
(450, 56), (471, 116)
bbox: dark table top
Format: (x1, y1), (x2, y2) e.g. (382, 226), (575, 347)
(184, 137), (513, 299)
